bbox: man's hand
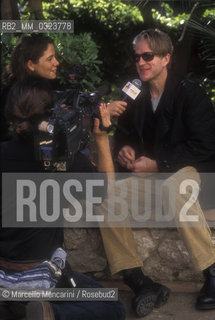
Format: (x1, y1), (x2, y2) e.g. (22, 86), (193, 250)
(127, 156), (158, 173)
(107, 101), (127, 117)
(117, 146), (135, 168)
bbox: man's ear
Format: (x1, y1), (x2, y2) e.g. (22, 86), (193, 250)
(27, 60), (35, 72)
(163, 54), (171, 67)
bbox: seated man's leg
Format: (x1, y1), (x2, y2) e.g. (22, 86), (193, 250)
(99, 177), (156, 274)
(98, 177), (170, 317)
(100, 226), (143, 275)
(162, 166), (215, 310)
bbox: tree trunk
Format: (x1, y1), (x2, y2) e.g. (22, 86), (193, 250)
(28, 0), (44, 19)
(1, 0), (19, 20)
(173, 1), (205, 76)
(138, 1), (158, 28)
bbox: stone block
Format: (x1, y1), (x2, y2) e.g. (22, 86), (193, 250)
(64, 227), (215, 282)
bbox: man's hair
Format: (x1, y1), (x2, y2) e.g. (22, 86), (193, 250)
(133, 29), (173, 56)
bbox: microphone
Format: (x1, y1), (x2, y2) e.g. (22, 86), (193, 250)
(111, 79), (142, 135)
(121, 79), (142, 102)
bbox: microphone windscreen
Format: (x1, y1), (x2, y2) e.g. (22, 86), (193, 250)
(132, 79), (142, 89)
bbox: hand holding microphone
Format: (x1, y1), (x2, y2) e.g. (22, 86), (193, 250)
(107, 79), (142, 117)
(107, 100), (127, 116)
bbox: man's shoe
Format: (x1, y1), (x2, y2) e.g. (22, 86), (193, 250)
(123, 267), (170, 317)
(196, 263), (215, 310)
(26, 301), (55, 320)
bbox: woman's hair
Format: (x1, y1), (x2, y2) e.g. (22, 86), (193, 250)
(133, 29), (173, 56)
(4, 34), (54, 84)
(5, 76), (54, 140)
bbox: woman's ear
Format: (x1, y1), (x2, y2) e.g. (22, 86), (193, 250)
(27, 60), (35, 72)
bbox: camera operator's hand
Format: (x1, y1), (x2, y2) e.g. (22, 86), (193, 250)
(60, 104), (70, 109)
(107, 101), (127, 117)
(93, 103), (114, 174)
(93, 103), (111, 137)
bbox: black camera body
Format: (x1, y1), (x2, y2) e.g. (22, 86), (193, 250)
(37, 88), (101, 171)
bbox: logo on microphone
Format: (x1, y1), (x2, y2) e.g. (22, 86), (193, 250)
(122, 81), (141, 100)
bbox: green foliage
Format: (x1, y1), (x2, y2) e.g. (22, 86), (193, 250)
(152, 3), (189, 30)
(105, 84), (122, 102)
(203, 8), (215, 19)
(188, 6), (215, 76)
(18, 0), (44, 20)
(42, 0), (143, 30)
(41, 0), (143, 84)
(50, 32), (102, 90)
(150, 1), (215, 103)
(1, 33), (20, 76)
(187, 73), (215, 108)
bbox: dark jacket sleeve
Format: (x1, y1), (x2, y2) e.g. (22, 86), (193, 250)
(156, 80), (215, 172)
(113, 92), (146, 160)
(114, 110), (138, 157)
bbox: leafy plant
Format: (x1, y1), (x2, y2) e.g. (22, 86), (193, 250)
(152, 3), (190, 30)
(50, 32), (103, 90)
(42, 0), (143, 28)
(1, 33), (21, 82)
(41, 0), (143, 84)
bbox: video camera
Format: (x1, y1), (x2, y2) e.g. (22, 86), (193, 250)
(36, 65), (108, 171)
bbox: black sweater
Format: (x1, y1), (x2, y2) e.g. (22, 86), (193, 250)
(0, 140), (96, 263)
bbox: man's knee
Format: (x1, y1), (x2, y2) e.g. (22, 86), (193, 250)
(161, 167), (201, 221)
(163, 166), (200, 191)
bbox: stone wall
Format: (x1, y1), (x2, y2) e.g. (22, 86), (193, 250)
(64, 227), (215, 282)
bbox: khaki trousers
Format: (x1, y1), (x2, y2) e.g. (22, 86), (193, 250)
(98, 167), (215, 274)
